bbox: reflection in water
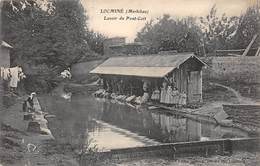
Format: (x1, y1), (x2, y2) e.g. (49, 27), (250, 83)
(41, 94), (249, 151)
(88, 119), (158, 151)
(100, 100), (248, 143)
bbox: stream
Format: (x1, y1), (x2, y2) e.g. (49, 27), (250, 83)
(40, 94), (250, 151)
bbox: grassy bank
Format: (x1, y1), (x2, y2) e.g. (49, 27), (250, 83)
(101, 151), (259, 166)
(0, 96), (79, 166)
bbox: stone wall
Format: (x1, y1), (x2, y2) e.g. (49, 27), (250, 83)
(80, 138), (260, 165)
(202, 56), (260, 84)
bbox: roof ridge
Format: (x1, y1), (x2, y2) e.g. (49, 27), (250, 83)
(90, 53), (205, 77)
(108, 53), (194, 59)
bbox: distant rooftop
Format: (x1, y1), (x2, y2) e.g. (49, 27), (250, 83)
(109, 42), (144, 48)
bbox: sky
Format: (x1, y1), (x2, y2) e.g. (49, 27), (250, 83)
(81, 0), (256, 42)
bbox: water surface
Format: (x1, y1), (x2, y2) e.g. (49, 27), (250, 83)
(41, 94), (249, 151)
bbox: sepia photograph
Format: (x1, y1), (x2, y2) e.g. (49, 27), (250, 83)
(0, 0), (260, 165)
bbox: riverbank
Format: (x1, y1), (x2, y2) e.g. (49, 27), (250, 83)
(1, 93), (260, 166)
(101, 151), (260, 166)
(0, 96), (79, 166)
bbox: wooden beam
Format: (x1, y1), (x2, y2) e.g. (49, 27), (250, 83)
(242, 34), (258, 56)
(215, 47), (259, 53)
(216, 49), (246, 52)
(255, 47), (260, 56)
(227, 53), (241, 56)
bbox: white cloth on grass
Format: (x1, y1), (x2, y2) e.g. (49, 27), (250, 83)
(0, 67), (3, 78)
(60, 69), (72, 79)
(1, 68), (11, 81)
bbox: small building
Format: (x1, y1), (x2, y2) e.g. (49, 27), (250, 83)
(108, 42), (145, 55)
(90, 53), (206, 104)
(103, 37), (126, 55)
(103, 37), (146, 56)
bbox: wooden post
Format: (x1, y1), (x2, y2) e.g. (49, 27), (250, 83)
(255, 47), (260, 56)
(199, 70), (202, 102)
(0, 79), (3, 111)
(242, 34), (258, 56)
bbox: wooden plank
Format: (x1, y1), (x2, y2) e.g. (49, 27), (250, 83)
(255, 47), (260, 56)
(227, 53), (241, 56)
(175, 69), (180, 91)
(188, 71), (201, 103)
(216, 47), (259, 52)
(242, 34), (258, 56)
(183, 67), (187, 93)
(216, 49), (246, 52)
(198, 70), (202, 102)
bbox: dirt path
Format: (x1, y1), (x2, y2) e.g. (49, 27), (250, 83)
(209, 82), (257, 105)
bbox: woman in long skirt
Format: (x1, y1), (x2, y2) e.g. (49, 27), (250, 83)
(179, 92), (187, 107)
(151, 87), (160, 101)
(165, 86), (174, 105)
(160, 81), (167, 103)
(172, 87), (179, 107)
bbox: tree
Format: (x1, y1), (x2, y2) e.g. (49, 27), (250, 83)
(85, 30), (106, 55)
(232, 5), (260, 49)
(135, 14), (202, 54)
(46, 0), (90, 67)
(2, 0), (48, 64)
(1, 0), (91, 70)
(199, 5), (239, 52)
(1, 0), (95, 92)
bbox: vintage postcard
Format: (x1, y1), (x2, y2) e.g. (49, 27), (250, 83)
(0, 0), (259, 165)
